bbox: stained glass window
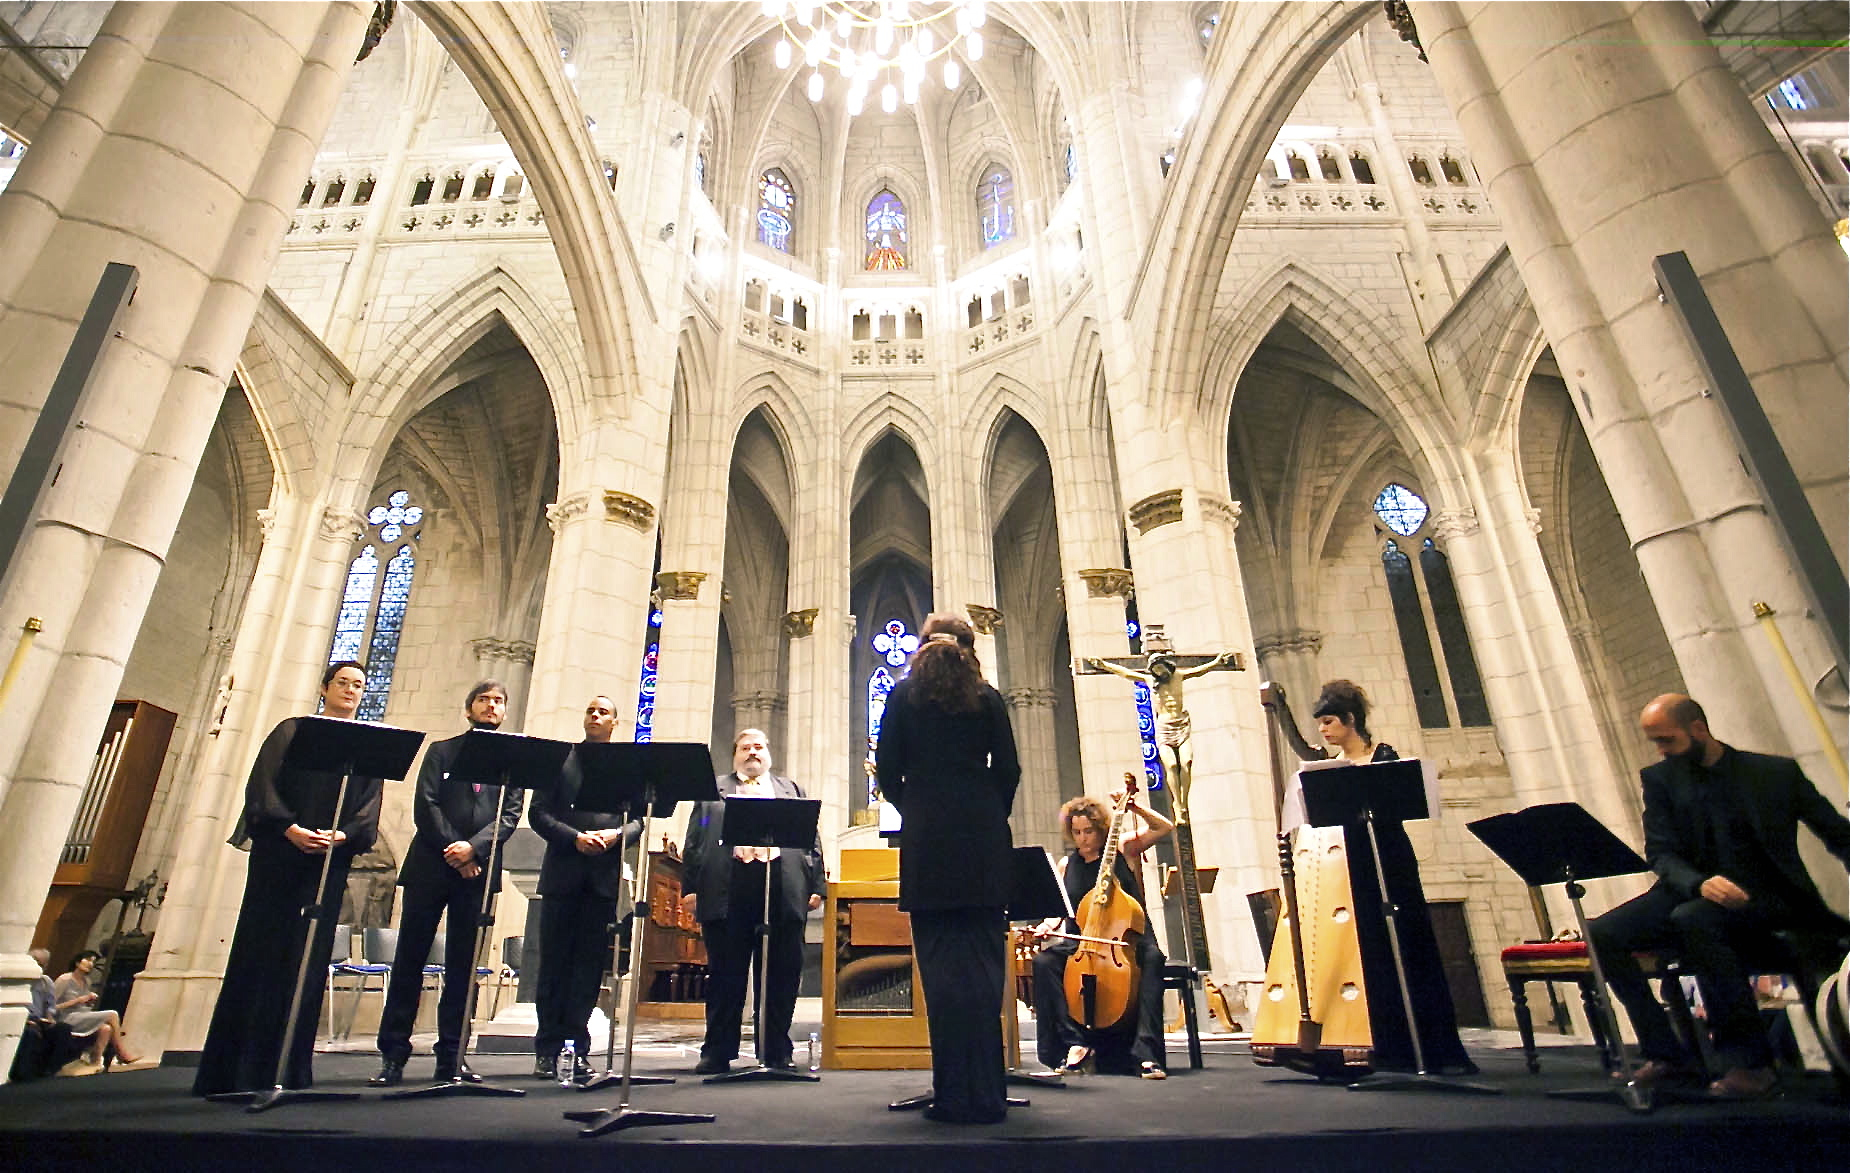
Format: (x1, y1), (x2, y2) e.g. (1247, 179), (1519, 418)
(634, 606), (663, 742)
(695, 152), (708, 194)
(1064, 143), (1077, 186)
(758, 168), (795, 253)
(1374, 483), (1428, 536)
(866, 619), (918, 804)
(864, 189), (908, 271)
(1383, 539), (1449, 729)
(978, 167), (1015, 248)
(328, 489), (423, 719)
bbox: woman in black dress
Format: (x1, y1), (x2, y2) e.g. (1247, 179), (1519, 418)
(192, 660), (384, 1096)
(1311, 679), (1474, 1074)
(874, 613), (1020, 1123)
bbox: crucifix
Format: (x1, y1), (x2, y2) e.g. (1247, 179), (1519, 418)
(1075, 625), (1244, 972)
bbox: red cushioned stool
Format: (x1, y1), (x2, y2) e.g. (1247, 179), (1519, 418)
(1500, 941), (1672, 1073)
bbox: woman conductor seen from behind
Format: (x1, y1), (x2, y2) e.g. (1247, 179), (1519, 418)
(874, 612), (1021, 1124)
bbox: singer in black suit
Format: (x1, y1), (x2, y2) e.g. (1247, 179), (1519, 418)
(528, 695), (641, 1081)
(875, 614), (1020, 1125)
(372, 680), (523, 1085)
(680, 729), (823, 1075)
(1592, 693), (1850, 1099)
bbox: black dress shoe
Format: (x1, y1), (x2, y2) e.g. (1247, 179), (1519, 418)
(368, 1059), (405, 1087)
(693, 1056), (731, 1075)
(570, 1054), (594, 1083)
(435, 1061), (482, 1084)
(533, 1053), (558, 1081)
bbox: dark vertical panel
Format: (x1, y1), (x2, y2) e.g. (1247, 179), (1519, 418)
(1420, 540), (1492, 726)
(1384, 541), (1449, 728)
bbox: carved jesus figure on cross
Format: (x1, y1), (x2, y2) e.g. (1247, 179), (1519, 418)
(1079, 633), (1242, 820)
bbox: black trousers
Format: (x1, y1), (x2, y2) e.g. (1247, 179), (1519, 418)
(1590, 882), (1785, 1069)
(194, 840), (350, 1095)
(1031, 931), (1167, 1071)
(534, 889), (619, 1058)
(912, 906), (1008, 1120)
(377, 873), (484, 1065)
(700, 865), (804, 1066)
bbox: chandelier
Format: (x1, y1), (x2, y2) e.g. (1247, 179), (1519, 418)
(763, 1), (986, 115)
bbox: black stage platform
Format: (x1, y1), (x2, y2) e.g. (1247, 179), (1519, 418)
(1, 1040), (1844, 1172)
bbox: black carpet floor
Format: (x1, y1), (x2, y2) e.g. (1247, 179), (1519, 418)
(1, 1037), (1844, 1172)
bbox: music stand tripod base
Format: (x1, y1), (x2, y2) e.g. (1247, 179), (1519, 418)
(1347, 1070), (1502, 1095)
(705, 1063), (820, 1085)
(564, 1105), (718, 1137)
(888, 1091), (1032, 1111)
(207, 1087), (361, 1113)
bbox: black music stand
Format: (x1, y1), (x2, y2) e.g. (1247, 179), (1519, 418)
(1467, 803), (1655, 1113)
(386, 729), (571, 1101)
(889, 846), (1064, 1111)
(564, 741), (718, 1137)
(704, 794), (822, 1085)
(209, 716), (424, 1113)
(571, 741), (682, 1092)
(1299, 760), (1500, 1096)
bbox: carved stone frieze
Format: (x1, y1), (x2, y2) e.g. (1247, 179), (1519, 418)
(967, 604), (1003, 635)
(1199, 494), (1242, 531)
(320, 506), (366, 544)
(1077, 568), (1134, 599)
(1430, 507), (1480, 542)
(656, 570), (707, 601)
(1254, 629), (1324, 659)
(604, 490), (656, 530)
(1127, 489), (1184, 535)
(256, 508), (278, 541)
(782, 607), (819, 637)
(471, 637), (536, 666)
(545, 492), (590, 533)
(1004, 686), (1055, 710)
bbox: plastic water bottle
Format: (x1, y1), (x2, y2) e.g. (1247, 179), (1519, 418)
(559, 1040), (577, 1087)
(807, 1032), (819, 1072)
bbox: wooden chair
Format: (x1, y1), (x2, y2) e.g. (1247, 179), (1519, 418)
(1499, 940), (1676, 1073)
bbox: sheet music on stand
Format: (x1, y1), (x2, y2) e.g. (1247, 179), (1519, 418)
(1280, 756), (1440, 834)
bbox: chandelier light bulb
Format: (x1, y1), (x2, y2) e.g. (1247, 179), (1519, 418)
(918, 29), (934, 56)
(875, 18), (894, 55)
(836, 10), (852, 38)
(794, 0), (815, 27)
(881, 82), (898, 113)
(808, 71), (825, 101)
(774, 38), (792, 70)
(943, 59), (961, 89)
(966, 31), (983, 61)
(970, 1), (986, 27)
(805, 31), (828, 66)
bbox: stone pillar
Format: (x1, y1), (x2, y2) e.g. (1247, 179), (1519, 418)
(1069, 567), (1144, 796)
(1351, 73), (1454, 329)
(524, 486), (659, 744)
(650, 569), (722, 746)
(1004, 686), (1061, 853)
(730, 689), (785, 741)
(470, 638), (537, 729)
(1120, 486), (1275, 983)
(126, 494), (370, 1057)
(1252, 629), (1324, 747)
(0, 2), (371, 1076)
(1413, 1), (1849, 781)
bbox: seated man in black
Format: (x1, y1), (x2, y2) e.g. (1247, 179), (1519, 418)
(679, 729), (823, 1075)
(1591, 693), (1850, 1098)
(1030, 786), (1172, 1079)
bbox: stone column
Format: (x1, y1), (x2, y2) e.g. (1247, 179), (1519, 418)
(1413, 0), (1849, 780)
(650, 569), (721, 745)
(1252, 629), (1324, 749)
(470, 638), (537, 728)
(1120, 485), (1275, 983)
(730, 689), (785, 740)
(126, 494), (370, 1056)
(1069, 567), (1145, 796)
(0, 2), (371, 1075)
(1004, 686), (1060, 853)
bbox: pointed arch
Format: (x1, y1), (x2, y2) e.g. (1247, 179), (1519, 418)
(233, 290), (355, 498)
(337, 265), (578, 500)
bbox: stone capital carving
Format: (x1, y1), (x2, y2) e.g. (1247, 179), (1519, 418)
(782, 607), (819, 637)
(320, 506), (366, 544)
(1004, 686), (1055, 710)
(967, 604), (1003, 635)
(1254, 629), (1324, 659)
(256, 507), (278, 542)
(545, 492), (591, 533)
(656, 570), (707, 601)
(731, 688), (787, 713)
(1078, 568), (1134, 599)
(1199, 494), (1242, 531)
(1524, 507), (1543, 535)
(603, 490), (656, 530)
(1430, 507), (1480, 542)
(471, 637), (536, 665)
(1127, 489), (1184, 535)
